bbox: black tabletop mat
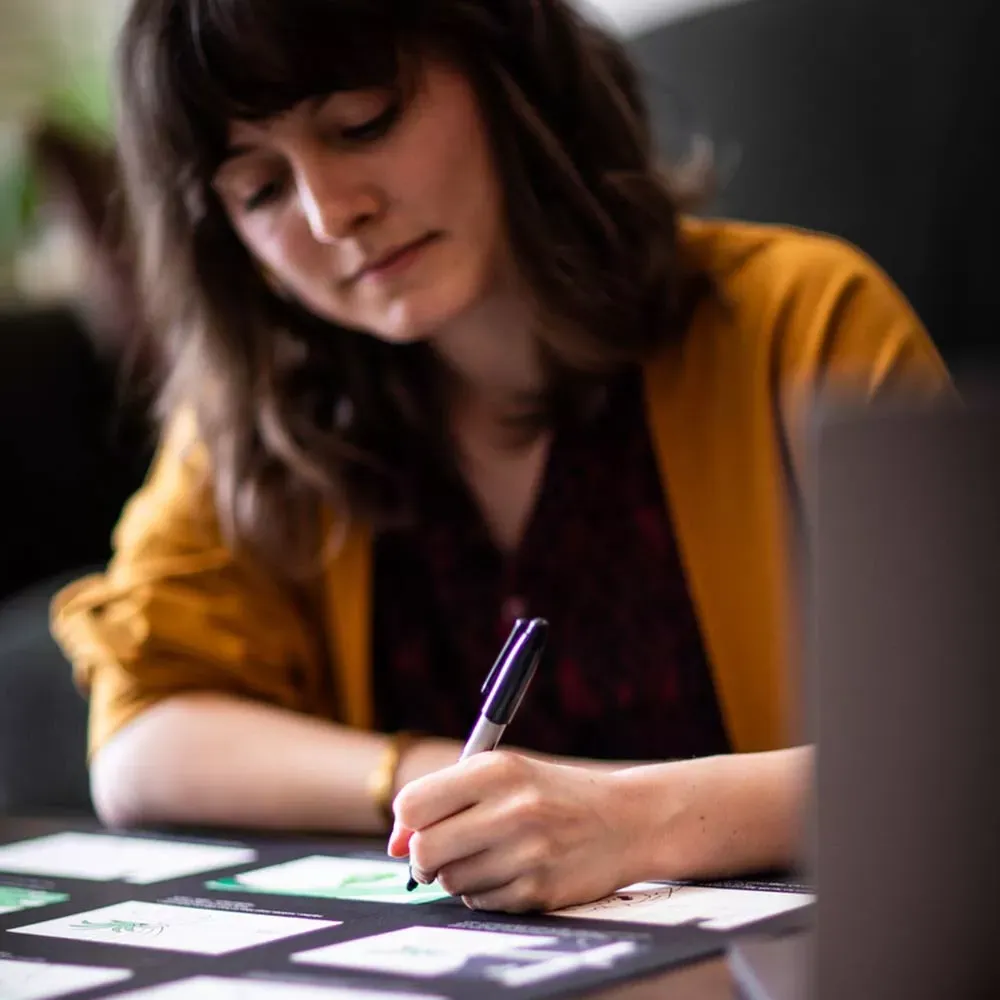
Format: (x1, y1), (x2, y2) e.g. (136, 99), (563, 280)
(1, 817), (795, 999)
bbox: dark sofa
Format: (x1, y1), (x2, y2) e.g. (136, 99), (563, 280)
(0, 306), (151, 813)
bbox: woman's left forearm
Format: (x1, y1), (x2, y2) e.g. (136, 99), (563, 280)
(612, 746), (814, 884)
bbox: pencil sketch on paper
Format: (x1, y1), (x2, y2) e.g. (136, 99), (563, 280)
(597, 886), (677, 910)
(552, 882), (813, 931)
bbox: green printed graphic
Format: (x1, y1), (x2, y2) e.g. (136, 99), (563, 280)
(70, 918), (165, 937)
(206, 856), (450, 904)
(0, 886), (69, 915)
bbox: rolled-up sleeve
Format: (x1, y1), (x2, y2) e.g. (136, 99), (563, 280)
(51, 410), (326, 758)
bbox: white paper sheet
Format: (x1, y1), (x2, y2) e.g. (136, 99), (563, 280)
(11, 900), (339, 956)
(294, 926), (560, 977)
(208, 855), (449, 903)
(552, 882), (813, 931)
(0, 833), (256, 884)
(487, 940), (638, 989)
(0, 958), (131, 1000)
(111, 975), (449, 1000)
(293, 925), (637, 986)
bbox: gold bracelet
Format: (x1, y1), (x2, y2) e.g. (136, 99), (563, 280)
(368, 731), (421, 829)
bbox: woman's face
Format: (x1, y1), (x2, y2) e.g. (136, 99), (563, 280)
(213, 60), (508, 343)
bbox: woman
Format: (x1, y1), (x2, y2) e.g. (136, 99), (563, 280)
(54, 0), (948, 913)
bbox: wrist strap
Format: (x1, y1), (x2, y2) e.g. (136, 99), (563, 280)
(369, 730), (421, 829)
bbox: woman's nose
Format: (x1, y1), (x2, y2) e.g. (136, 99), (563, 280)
(295, 153), (382, 244)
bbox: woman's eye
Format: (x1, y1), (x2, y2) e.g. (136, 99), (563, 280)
(243, 179), (283, 212)
(339, 101), (401, 143)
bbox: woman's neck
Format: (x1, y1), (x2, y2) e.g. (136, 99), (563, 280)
(430, 284), (545, 436)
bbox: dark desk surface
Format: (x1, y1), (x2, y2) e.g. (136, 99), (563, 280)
(588, 956), (732, 999)
(0, 816), (741, 1000)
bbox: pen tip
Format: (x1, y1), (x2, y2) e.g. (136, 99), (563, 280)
(406, 877), (418, 892)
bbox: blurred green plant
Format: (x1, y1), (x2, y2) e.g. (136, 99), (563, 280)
(1, 53), (115, 281)
(45, 59), (116, 139)
(0, 139), (35, 278)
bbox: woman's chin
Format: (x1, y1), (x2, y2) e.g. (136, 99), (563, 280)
(354, 296), (467, 346)
(312, 283), (482, 346)
(364, 313), (439, 345)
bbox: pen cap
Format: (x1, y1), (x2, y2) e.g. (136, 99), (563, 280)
(482, 618), (548, 725)
(481, 618), (531, 695)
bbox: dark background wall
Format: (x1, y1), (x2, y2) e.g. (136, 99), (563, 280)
(628, 0), (1000, 367)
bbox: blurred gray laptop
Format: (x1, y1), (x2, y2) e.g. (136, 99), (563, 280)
(731, 385), (1000, 1000)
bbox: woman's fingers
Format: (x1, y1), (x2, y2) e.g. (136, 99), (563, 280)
(389, 755), (502, 861)
(392, 750), (537, 875)
(406, 794), (512, 880)
(461, 873), (554, 914)
(390, 752), (632, 914)
(435, 838), (547, 900)
(386, 823), (413, 858)
(390, 761), (481, 836)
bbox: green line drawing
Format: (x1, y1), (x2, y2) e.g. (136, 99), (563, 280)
(206, 856), (450, 904)
(70, 918), (165, 937)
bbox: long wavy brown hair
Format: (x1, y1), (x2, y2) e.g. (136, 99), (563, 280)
(116, 0), (710, 575)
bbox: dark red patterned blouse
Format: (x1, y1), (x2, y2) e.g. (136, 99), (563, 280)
(371, 367), (730, 761)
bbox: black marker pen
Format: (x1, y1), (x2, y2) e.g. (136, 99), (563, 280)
(407, 617), (548, 891)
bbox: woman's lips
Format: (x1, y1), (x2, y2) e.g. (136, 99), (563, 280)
(358, 233), (439, 283)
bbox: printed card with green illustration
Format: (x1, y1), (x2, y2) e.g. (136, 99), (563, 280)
(0, 885), (69, 916)
(207, 855), (450, 904)
(11, 900), (338, 956)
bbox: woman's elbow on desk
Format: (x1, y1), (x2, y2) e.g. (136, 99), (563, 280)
(89, 710), (171, 830)
(87, 693), (302, 832)
(88, 694), (222, 830)
(90, 755), (150, 831)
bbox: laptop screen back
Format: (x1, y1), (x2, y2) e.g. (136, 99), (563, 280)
(806, 393), (1000, 1000)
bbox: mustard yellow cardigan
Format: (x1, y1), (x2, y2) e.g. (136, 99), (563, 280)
(52, 219), (949, 759)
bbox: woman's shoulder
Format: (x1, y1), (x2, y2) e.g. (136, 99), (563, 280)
(674, 215), (945, 391)
(108, 404), (219, 557)
(679, 215), (895, 302)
